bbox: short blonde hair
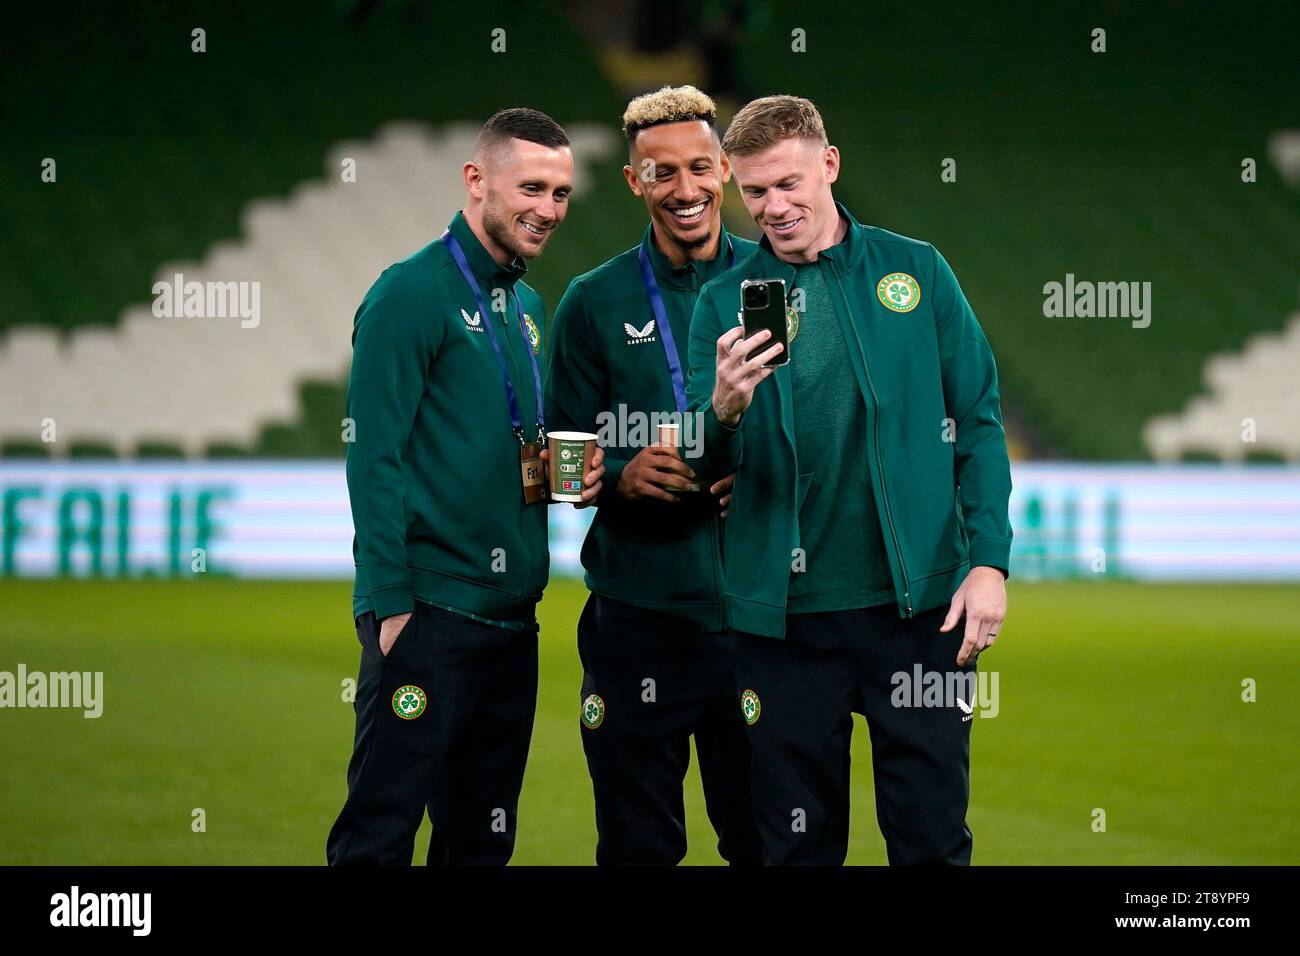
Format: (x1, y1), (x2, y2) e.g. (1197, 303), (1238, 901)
(722, 95), (827, 156)
(622, 85), (718, 142)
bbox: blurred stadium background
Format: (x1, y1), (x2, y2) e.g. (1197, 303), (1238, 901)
(1, 0), (1297, 864)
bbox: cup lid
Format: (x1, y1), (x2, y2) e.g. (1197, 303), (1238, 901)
(547, 431), (598, 441)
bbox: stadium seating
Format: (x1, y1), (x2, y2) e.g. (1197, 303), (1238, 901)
(2, 0), (1296, 461)
(0, 123), (616, 456)
(1145, 311), (1300, 461)
(724, 0), (1300, 462)
(0, 0), (633, 458)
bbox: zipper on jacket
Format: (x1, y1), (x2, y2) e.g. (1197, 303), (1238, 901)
(509, 287), (537, 602)
(828, 267), (912, 617)
(694, 273), (726, 629)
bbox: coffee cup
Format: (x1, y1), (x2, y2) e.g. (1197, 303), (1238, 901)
(547, 431), (598, 502)
(657, 422), (700, 492)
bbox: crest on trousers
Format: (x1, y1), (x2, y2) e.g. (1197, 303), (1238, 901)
(392, 685), (427, 720)
(581, 693), (605, 729)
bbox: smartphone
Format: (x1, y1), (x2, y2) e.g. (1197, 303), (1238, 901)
(740, 278), (790, 368)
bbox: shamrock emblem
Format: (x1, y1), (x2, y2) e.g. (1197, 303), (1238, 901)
(392, 684), (426, 719)
(877, 273), (921, 312)
(582, 694), (605, 729)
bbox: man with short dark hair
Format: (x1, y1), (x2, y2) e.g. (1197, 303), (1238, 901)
(327, 108), (604, 866)
(687, 94), (1012, 865)
(545, 86), (761, 865)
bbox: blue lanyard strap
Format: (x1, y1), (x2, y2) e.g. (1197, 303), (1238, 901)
(442, 231), (545, 443)
(637, 237), (735, 415)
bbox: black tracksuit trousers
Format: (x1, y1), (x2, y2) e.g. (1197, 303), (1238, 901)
(577, 594), (762, 865)
(735, 603), (977, 866)
(326, 600), (538, 865)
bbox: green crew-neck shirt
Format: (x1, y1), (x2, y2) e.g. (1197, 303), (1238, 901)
(787, 260), (894, 613)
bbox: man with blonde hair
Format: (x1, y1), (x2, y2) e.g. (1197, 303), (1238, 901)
(545, 85), (761, 865)
(686, 95), (1012, 865)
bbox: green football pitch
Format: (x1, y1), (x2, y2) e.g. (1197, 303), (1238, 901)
(1, 578), (1296, 865)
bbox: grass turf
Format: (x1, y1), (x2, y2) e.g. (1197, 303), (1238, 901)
(0, 578), (1296, 865)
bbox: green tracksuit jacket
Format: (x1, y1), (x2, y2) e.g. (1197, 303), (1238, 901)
(347, 211), (549, 625)
(544, 224), (758, 630)
(686, 201), (1013, 638)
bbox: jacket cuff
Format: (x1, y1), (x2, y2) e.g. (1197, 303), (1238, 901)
(371, 583), (415, 620)
(597, 456), (628, 506)
(968, 538), (1011, 580)
(703, 401), (742, 462)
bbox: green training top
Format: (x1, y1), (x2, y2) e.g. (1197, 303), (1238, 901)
(545, 224), (758, 630)
(684, 199), (1013, 637)
(346, 211), (549, 629)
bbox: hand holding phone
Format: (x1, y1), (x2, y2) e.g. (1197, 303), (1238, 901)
(712, 279), (788, 427)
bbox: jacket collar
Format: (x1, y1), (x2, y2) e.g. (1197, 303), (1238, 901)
(754, 199), (864, 275)
(447, 210), (528, 288)
(641, 221), (737, 290)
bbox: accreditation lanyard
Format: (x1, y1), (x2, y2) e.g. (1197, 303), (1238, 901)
(442, 231), (545, 444)
(637, 238), (735, 414)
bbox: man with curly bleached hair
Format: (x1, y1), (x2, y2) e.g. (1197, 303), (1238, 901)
(544, 85), (762, 865)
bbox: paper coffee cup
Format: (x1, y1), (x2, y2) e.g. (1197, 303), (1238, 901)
(657, 423), (700, 492)
(548, 431), (597, 502)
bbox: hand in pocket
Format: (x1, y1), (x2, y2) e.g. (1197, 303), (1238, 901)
(378, 611), (413, 658)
